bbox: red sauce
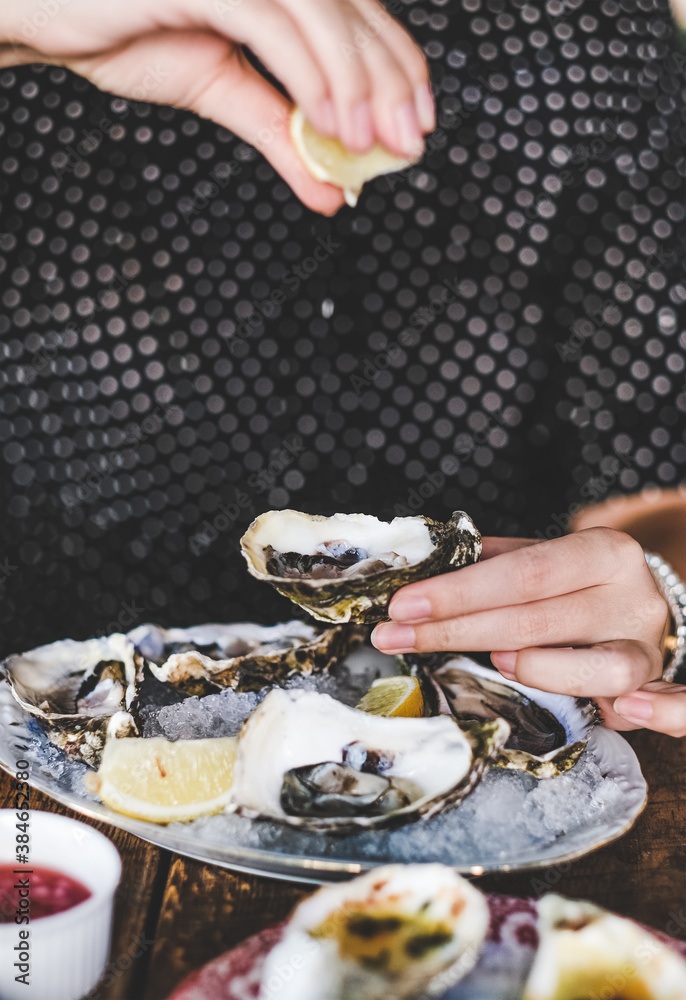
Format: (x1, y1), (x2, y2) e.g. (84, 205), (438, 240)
(0, 863), (91, 923)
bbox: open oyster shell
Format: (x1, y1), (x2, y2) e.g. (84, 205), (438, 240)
(418, 656), (598, 779)
(259, 864), (490, 1000)
(523, 894), (686, 1000)
(240, 509), (481, 624)
(0, 634), (142, 767)
(230, 687), (509, 833)
(128, 620), (365, 695)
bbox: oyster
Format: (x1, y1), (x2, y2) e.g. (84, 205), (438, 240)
(421, 656), (597, 779)
(230, 688), (509, 832)
(240, 509), (481, 624)
(0, 634), (142, 767)
(259, 864), (490, 1000)
(523, 894), (686, 1000)
(128, 620), (364, 696)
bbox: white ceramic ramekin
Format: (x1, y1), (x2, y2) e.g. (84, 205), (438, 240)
(0, 809), (121, 1000)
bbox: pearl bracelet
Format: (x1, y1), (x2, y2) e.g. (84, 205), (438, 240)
(644, 552), (686, 683)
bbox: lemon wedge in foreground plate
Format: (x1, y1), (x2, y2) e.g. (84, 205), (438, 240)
(290, 106), (422, 207)
(356, 675), (424, 718)
(85, 736), (236, 824)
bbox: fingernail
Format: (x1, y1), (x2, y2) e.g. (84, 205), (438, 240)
(389, 596), (432, 623)
(394, 101), (424, 157)
(491, 650), (517, 679)
(351, 101), (374, 151)
(613, 693), (654, 723)
(371, 624), (416, 653)
(414, 82), (435, 132)
(317, 99), (337, 136)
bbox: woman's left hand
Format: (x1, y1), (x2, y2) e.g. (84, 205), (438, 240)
(371, 527), (686, 737)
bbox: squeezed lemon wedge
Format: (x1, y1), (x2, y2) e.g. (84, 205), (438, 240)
(356, 675), (425, 718)
(85, 736), (236, 824)
(290, 106), (422, 206)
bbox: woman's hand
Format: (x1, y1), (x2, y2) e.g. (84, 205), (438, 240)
(1, 0), (433, 214)
(371, 528), (686, 738)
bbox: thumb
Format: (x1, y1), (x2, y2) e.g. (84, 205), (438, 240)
(612, 681), (686, 738)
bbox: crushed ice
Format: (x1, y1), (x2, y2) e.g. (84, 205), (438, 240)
(141, 650), (381, 740)
(18, 650), (626, 868)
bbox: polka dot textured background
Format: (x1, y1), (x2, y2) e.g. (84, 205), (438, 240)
(0, 0), (685, 652)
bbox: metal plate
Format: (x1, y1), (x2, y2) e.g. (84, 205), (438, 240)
(0, 675), (646, 883)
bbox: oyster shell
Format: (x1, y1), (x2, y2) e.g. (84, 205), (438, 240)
(420, 656), (598, 779)
(0, 634), (142, 767)
(523, 894), (686, 1000)
(240, 509), (481, 624)
(259, 864), (490, 1000)
(230, 687), (509, 832)
(128, 620), (364, 695)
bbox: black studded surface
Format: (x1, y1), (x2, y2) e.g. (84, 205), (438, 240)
(0, 0), (685, 654)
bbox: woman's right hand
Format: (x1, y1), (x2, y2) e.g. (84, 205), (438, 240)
(1, 0), (434, 213)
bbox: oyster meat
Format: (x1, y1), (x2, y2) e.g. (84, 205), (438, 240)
(230, 687), (509, 832)
(240, 509), (481, 623)
(0, 634), (142, 767)
(128, 620), (364, 695)
(420, 656), (597, 778)
(523, 894), (686, 1000)
(259, 863), (490, 1000)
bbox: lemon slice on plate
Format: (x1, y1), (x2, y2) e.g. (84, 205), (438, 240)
(290, 106), (422, 207)
(356, 675), (424, 718)
(85, 736), (237, 824)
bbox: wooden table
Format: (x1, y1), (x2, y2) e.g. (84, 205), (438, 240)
(2, 728), (685, 999)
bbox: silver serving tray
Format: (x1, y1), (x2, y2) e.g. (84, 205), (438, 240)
(0, 642), (647, 884)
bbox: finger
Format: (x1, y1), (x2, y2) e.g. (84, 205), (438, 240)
(594, 696), (642, 732)
(349, 0), (431, 153)
(276, 0), (373, 151)
(375, 587), (635, 655)
(356, 31), (423, 156)
(192, 51), (345, 214)
(612, 681), (686, 738)
(387, 528), (643, 624)
(490, 640), (662, 698)
(211, 0), (333, 136)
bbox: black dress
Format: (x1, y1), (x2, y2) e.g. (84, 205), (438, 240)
(0, 0), (684, 655)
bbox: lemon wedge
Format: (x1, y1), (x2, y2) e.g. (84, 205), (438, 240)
(290, 106), (422, 207)
(85, 736), (237, 824)
(356, 675), (424, 718)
